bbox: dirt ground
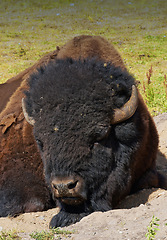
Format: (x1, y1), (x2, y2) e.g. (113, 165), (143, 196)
(0, 113), (167, 240)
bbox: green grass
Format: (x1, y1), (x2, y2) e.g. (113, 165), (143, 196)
(0, 228), (73, 240)
(0, 229), (21, 240)
(30, 228), (73, 240)
(0, 0), (167, 115)
(145, 216), (160, 240)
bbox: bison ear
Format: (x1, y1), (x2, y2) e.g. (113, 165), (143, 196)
(110, 85), (138, 125)
(22, 98), (35, 126)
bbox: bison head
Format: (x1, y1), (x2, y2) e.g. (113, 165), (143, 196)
(22, 58), (138, 225)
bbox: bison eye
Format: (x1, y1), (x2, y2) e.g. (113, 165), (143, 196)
(36, 139), (44, 151)
(95, 125), (111, 141)
(88, 125), (111, 145)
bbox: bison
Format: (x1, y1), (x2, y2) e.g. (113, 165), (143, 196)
(0, 35), (165, 227)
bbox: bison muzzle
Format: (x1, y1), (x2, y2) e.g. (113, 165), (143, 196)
(51, 175), (86, 205)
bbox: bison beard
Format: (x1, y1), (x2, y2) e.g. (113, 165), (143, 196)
(22, 57), (160, 228)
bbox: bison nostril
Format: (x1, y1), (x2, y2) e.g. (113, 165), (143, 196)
(67, 181), (78, 189)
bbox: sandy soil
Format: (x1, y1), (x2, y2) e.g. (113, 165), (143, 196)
(0, 113), (167, 240)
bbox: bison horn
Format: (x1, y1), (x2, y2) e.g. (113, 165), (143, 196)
(22, 98), (35, 126)
(110, 85), (138, 125)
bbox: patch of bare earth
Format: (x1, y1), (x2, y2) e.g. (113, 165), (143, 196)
(0, 113), (167, 239)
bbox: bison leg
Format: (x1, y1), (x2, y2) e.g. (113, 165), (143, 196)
(0, 172), (53, 217)
(132, 168), (166, 192)
(49, 210), (89, 228)
(0, 189), (22, 217)
(0, 187), (51, 217)
(49, 200), (91, 228)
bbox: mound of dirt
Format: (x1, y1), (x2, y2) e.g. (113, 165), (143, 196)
(0, 113), (167, 240)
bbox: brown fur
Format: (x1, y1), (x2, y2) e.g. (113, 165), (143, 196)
(0, 48), (60, 215)
(57, 35), (125, 69)
(0, 35), (159, 217)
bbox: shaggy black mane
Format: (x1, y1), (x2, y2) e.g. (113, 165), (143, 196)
(25, 58), (136, 119)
